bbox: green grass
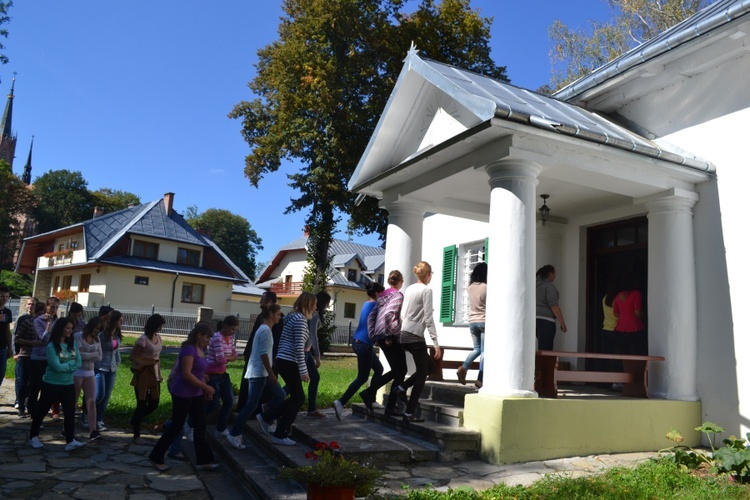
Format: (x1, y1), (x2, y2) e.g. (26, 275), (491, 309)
(5, 347), (360, 430)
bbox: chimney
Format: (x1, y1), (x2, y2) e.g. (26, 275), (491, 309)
(93, 206), (104, 218)
(164, 192), (175, 216)
(303, 225), (310, 237)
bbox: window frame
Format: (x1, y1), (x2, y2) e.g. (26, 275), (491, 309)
(181, 282), (205, 304)
(133, 239), (160, 260)
(61, 275), (73, 291)
(347, 269), (358, 282)
(177, 247), (201, 266)
(79, 273), (91, 292)
(343, 302), (356, 319)
(440, 238), (488, 325)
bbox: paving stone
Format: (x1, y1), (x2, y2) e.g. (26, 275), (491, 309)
(3, 461), (46, 472)
(147, 474), (204, 492)
(59, 468), (113, 482)
(129, 494), (168, 500)
(1, 479), (35, 489)
(71, 483), (128, 499)
(410, 464), (456, 477)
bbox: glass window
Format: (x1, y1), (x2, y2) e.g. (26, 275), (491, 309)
(79, 274), (91, 292)
(133, 240), (159, 259)
(181, 283), (204, 304)
(455, 240), (486, 325)
(347, 269), (357, 282)
(177, 248), (200, 266)
(61, 275), (72, 290)
(52, 276), (60, 293)
(344, 302), (356, 319)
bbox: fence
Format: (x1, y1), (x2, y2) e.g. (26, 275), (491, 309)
(8, 298), (353, 346)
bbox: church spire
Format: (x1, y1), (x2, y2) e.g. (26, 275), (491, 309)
(22, 135), (33, 184)
(0, 76), (17, 167)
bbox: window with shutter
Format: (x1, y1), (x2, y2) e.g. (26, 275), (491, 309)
(440, 245), (457, 323)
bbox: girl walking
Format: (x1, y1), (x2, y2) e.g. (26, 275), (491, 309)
(95, 310), (122, 431)
(130, 314), (165, 444)
(74, 317), (103, 441)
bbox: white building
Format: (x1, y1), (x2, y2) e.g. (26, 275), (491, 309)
(349, 0), (749, 463)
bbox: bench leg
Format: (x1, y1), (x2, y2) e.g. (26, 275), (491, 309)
(534, 354), (558, 398)
(621, 360), (648, 397)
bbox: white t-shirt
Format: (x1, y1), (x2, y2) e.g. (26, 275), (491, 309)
(245, 324), (273, 379)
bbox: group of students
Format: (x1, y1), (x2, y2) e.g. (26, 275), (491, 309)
(10, 297), (124, 451)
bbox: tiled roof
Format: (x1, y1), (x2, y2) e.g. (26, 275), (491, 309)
(128, 200), (208, 246)
(84, 203), (154, 258)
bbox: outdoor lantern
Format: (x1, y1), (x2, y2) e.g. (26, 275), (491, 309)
(539, 194), (550, 225)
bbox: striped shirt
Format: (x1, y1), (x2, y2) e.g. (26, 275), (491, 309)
(206, 331), (237, 374)
(275, 312), (309, 376)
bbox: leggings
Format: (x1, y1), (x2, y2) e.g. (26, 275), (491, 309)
(131, 387), (159, 438)
(74, 375), (97, 433)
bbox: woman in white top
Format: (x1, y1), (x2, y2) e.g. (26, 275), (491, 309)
(399, 261), (442, 423)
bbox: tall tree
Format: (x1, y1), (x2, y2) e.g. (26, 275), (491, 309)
(0, 159), (33, 269)
(185, 207), (263, 281)
(548, 0), (712, 91)
(91, 188), (141, 214)
(0, 1), (11, 68)
(230, 0), (506, 292)
(32, 169), (94, 233)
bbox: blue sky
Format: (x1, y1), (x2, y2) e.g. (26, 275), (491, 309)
(4, 1), (611, 267)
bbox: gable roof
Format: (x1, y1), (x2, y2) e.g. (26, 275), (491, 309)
(554, 0), (750, 103)
(16, 197), (249, 283)
(257, 235), (384, 284)
(349, 50), (713, 194)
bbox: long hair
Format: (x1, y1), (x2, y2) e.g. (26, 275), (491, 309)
(50, 319), (74, 355)
(183, 321), (213, 348)
(103, 310), (123, 342)
(469, 263), (487, 284)
(82, 316), (101, 343)
(144, 314), (166, 339)
(293, 292), (317, 317)
(261, 303), (282, 320)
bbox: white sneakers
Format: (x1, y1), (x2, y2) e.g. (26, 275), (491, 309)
(65, 439), (86, 451)
(96, 421), (107, 432)
(215, 428), (230, 438)
(333, 400), (343, 421)
(186, 428), (194, 442)
(256, 414), (269, 435)
(29, 436), (44, 449)
(271, 436), (296, 446)
(226, 434), (246, 450)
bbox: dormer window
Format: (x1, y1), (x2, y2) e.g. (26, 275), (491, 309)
(133, 240), (159, 260)
(347, 269), (357, 282)
(177, 248), (200, 266)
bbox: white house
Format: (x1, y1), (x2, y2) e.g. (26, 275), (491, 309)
(255, 232), (385, 326)
(349, 0), (749, 463)
(15, 193), (251, 311)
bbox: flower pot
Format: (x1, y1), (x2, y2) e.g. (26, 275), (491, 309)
(306, 483), (355, 500)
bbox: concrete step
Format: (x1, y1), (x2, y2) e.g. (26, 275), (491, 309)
(417, 399), (464, 427)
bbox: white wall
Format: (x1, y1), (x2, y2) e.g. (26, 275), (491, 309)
(661, 107), (750, 438)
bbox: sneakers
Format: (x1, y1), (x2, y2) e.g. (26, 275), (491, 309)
(271, 436), (296, 446)
(226, 434), (246, 450)
(268, 423), (277, 434)
(403, 414), (425, 424)
(198, 463), (221, 470)
(333, 400), (343, 421)
(214, 428), (230, 438)
(256, 414), (269, 435)
(186, 428), (194, 442)
(18, 409), (27, 418)
(456, 366), (468, 385)
(96, 421), (107, 432)
(65, 439), (86, 451)
(149, 459), (170, 472)
(359, 389), (374, 410)
(306, 410), (326, 418)
(89, 431), (102, 441)
(14, 401), (19, 409)
(29, 436), (44, 449)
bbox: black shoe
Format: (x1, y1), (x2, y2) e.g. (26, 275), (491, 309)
(384, 408), (403, 417)
(403, 414), (424, 424)
(359, 390), (374, 410)
(397, 388), (409, 405)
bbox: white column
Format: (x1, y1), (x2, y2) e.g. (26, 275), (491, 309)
(645, 190), (699, 401)
(482, 159), (541, 397)
(382, 199), (425, 288)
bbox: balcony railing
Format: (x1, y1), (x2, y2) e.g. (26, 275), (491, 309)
(270, 281), (305, 295)
(37, 249), (87, 270)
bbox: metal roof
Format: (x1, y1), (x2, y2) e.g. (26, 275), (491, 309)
(554, 0), (750, 102)
(100, 255), (239, 281)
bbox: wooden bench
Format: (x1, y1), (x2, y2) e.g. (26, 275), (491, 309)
(428, 346), (479, 381)
(534, 350), (665, 398)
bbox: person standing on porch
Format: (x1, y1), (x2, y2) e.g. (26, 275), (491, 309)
(399, 262), (442, 424)
(613, 276), (646, 355)
(458, 263), (486, 387)
(536, 265), (567, 350)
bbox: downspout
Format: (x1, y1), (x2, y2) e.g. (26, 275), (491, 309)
(170, 272), (180, 312)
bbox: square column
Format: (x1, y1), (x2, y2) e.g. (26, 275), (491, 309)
(483, 159), (541, 397)
(644, 189), (699, 401)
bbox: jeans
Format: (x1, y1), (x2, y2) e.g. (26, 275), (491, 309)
(30, 382), (77, 443)
(374, 339), (407, 409)
(26, 358), (47, 418)
(462, 323), (485, 369)
(0, 347), (6, 388)
(149, 394), (214, 466)
(339, 340), (383, 405)
(536, 319), (556, 350)
(231, 376), (266, 436)
(95, 370), (117, 423)
(205, 373), (234, 432)
(401, 341), (430, 415)
(15, 356), (31, 412)
(305, 351), (320, 412)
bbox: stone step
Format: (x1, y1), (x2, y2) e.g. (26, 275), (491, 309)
(417, 399), (464, 427)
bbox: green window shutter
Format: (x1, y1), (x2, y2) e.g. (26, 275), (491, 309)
(440, 245), (457, 323)
(484, 237), (489, 264)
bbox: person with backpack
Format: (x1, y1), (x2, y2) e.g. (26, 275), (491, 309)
(332, 282), (385, 421)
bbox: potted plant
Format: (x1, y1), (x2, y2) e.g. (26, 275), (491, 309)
(280, 441), (383, 499)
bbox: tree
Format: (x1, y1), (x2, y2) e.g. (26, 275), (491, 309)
(0, 159), (33, 269)
(548, 0), (713, 91)
(91, 188), (141, 214)
(185, 207), (263, 281)
(0, 1), (12, 68)
(31, 169), (94, 233)
(230, 0), (507, 292)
